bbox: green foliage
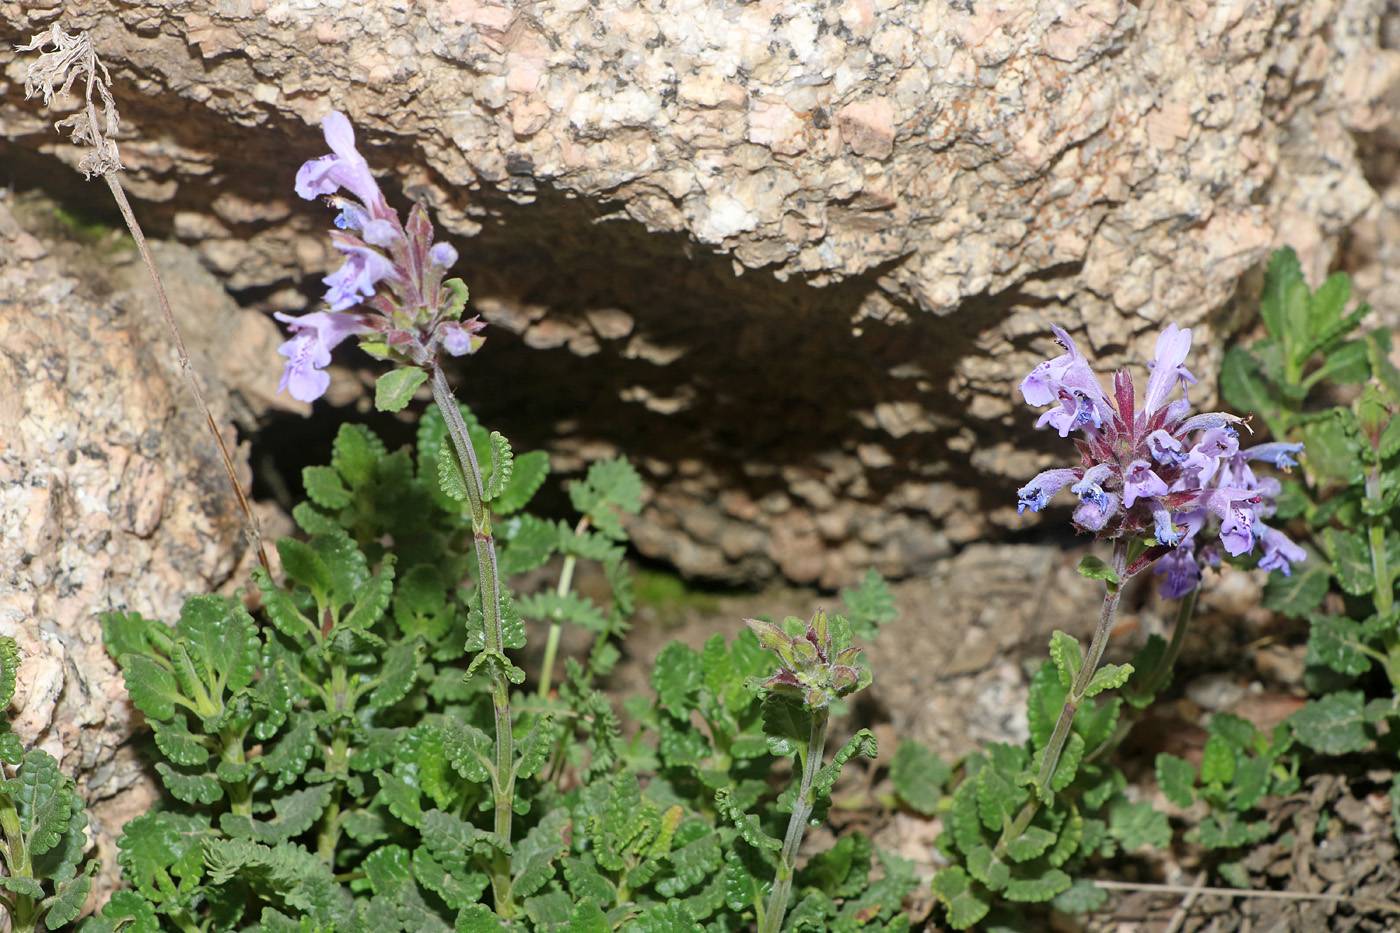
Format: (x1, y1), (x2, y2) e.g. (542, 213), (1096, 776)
(0, 637), (97, 933)
(933, 642), (1163, 930)
(91, 415), (912, 932)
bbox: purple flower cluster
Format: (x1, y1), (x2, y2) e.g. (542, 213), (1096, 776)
(275, 111), (485, 402)
(1017, 324), (1306, 598)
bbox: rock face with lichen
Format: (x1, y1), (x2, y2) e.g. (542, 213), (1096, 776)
(2, 0), (1399, 599)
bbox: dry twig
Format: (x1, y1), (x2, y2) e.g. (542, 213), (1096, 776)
(20, 25), (270, 578)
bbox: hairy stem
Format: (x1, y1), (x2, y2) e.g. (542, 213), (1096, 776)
(430, 366), (516, 916)
(761, 707), (829, 933)
(1086, 586), (1198, 765)
(997, 538), (1130, 855)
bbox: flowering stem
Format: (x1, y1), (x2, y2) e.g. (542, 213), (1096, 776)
(429, 365), (517, 916)
(760, 706), (829, 933)
(997, 538), (1130, 855)
(1086, 585), (1197, 765)
(537, 516), (589, 699)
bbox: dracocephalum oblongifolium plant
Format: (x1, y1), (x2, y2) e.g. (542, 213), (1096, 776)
(85, 110), (920, 932)
(933, 322), (1307, 929)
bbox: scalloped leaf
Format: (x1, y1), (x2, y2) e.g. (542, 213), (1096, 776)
(483, 431), (514, 502)
(375, 367), (428, 413)
(1084, 662), (1133, 699)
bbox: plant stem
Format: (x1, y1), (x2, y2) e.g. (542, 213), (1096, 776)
(1086, 585), (1197, 765)
(429, 366), (517, 917)
(996, 538), (1130, 855)
(761, 707), (829, 933)
(538, 517), (590, 699)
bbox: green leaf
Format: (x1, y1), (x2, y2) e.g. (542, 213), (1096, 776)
(277, 538), (333, 595)
(413, 848), (489, 911)
(514, 713), (556, 782)
(437, 440), (469, 502)
(120, 655), (183, 722)
(220, 785), (331, 844)
(154, 763), (223, 805)
(374, 768), (424, 828)
(483, 432), (514, 502)
(45, 861), (98, 929)
(1004, 866), (1071, 903)
(1049, 731), (1084, 793)
(1291, 691), (1370, 754)
(1323, 528), (1375, 596)
(1004, 825), (1057, 863)
(339, 555), (394, 634)
(1199, 735), (1237, 786)
(839, 569), (897, 640)
(1155, 754), (1196, 808)
(933, 866), (990, 930)
(1107, 797), (1170, 851)
(1047, 632), (1082, 690)
(1231, 754), (1272, 812)
(1076, 555), (1119, 589)
(1307, 614), (1374, 677)
(493, 449), (549, 515)
(653, 641), (703, 713)
(371, 639), (423, 708)
(302, 464), (351, 510)
(1260, 247), (1307, 347)
(965, 845), (1009, 891)
(421, 809), (509, 862)
(497, 514), (558, 575)
(1262, 551), (1329, 615)
(976, 762), (1022, 834)
(1050, 877), (1107, 914)
(441, 714), (494, 783)
(812, 730), (878, 800)
(1302, 412), (1365, 486)
(890, 739), (950, 816)
(570, 458), (643, 540)
(760, 694), (810, 758)
(376, 368), (428, 412)
(1083, 662), (1133, 699)
(363, 844), (414, 897)
(178, 594), (258, 696)
(150, 716), (209, 768)
(1220, 346), (1280, 420)
(516, 591), (608, 633)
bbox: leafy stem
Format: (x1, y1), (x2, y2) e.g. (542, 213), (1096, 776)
(761, 706), (829, 933)
(997, 537), (1130, 854)
(429, 364), (517, 916)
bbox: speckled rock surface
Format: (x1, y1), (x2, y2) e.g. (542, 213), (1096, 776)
(0, 192), (284, 903)
(1, 0), (1398, 591)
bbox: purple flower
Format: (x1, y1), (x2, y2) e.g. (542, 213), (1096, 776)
(1242, 442), (1304, 471)
(1142, 323), (1196, 416)
(1154, 545), (1202, 599)
(295, 111), (387, 213)
(1218, 497), (1258, 556)
(1257, 524), (1307, 575)
(1147, 429), (1184, 464)
(274, 311), (367, 402)
(1122, 460), (1168, 508)
(429, 242), (459, 268)
(439, 317), (487, 357)
(323, 241), (398, 312)
(1016, 320), (1306, 598)
(1017, 468), (1080, 514)
(1074, 490), (1120, 531)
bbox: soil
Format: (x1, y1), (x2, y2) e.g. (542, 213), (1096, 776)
(578, 538), (1400, 933)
